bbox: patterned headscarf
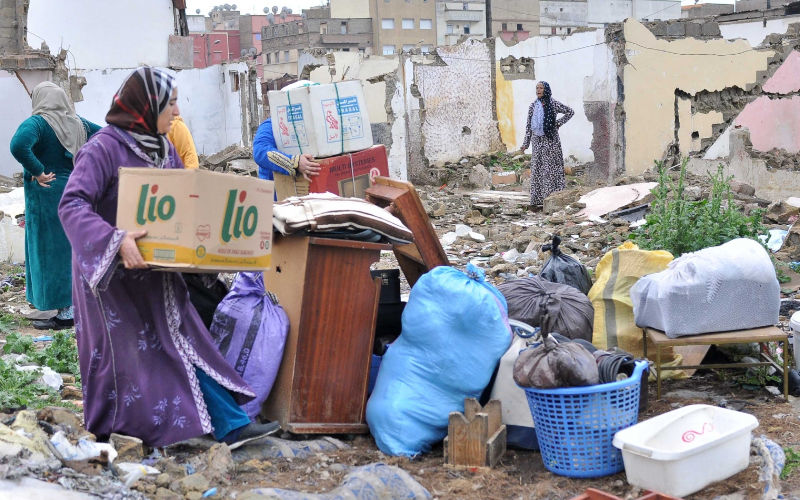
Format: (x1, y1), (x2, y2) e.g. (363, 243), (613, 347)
(105, 67), (176, 161)
(31, 82), (87, 158)
(538, 81), (557, 139)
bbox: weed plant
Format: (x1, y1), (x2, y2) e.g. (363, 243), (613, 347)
(632, 158), (765, 256)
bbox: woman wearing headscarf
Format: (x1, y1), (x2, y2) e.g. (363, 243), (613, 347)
(10, 82), (101, 330)
(58, 67), (277, 448)
(520, 81), (574, 207)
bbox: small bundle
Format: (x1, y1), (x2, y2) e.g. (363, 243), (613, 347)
(513, 315), (599, 389)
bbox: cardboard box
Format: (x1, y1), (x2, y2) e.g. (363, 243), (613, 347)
(268, 80), (373, 158)
(117, 168), (274, 272)
(274, 145), (389, 201)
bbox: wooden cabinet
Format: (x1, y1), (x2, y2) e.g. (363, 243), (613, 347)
(261, 235), (389, 434)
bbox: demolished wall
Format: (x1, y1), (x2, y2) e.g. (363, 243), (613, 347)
(622, 18), (776, 175)
(26, 0), (174, 69)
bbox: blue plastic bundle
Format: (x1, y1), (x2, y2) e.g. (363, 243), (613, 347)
(366, 264), (512, 456)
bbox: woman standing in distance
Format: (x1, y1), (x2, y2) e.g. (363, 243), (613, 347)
(520, 81), (574, 208)
(10, 82), (101, 329)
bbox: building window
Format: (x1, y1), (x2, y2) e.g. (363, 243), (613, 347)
(230, 71), (240, 92)
(421, 44), (432, 53)
(359, 48), (365, 54)
(463, 2), (468, 10)
(501, 22), (507, 31)
(402, 44), (414, 52)
(463, 25), (470, 34)
(265, 53), (271, 64)
(551, 27), (556, 34)
(517, 23), (523, 31)
(567, 27), (572, 34)
(420, 18), (432, 29)
(283, 50), (289, 62)
(446, 23), (454, 34)
(341, 21), (347, 34)
(255, 33), (261, 41)
(274, 52), (279, 62)
(320, 22), (327, 34)
(381, 18), (394, 29)
(402, 18), (413, 29)
(382, 45), (395, 55)
(342, 47), (350, 52)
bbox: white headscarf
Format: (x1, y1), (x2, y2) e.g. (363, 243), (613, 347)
(31, 82), (87, 157)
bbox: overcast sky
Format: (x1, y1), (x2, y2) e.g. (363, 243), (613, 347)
(185, 0), (735, 16)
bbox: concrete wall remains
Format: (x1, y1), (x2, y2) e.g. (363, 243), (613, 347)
(622, 18), (774, 175)
(27, 0), (175, 70)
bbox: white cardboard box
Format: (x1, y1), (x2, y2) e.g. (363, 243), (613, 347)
(268, 80), (373, 158)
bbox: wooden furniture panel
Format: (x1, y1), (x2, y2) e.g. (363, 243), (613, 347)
(262, 235), (390, 433)
(365, 177), (449, 287)
(643, 326), (788, 400)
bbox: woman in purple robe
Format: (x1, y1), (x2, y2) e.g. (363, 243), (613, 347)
(58, 67), (278, 447)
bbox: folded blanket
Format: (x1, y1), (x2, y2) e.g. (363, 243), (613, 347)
(272, 192), (413, 244)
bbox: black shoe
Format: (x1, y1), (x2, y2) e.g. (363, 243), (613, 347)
(32, 317), (74, 330)
(225, 421), (281, 449)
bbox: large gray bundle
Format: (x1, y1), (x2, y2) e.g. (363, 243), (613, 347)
(497, 276), (594, 341)
(631, 238), (780, 338)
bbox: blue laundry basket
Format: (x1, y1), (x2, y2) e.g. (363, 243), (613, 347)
(522, 360), (648, 478)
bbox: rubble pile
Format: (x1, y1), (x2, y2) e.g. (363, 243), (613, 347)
(415, 165), (784, 289)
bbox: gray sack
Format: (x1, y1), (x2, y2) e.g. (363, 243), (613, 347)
(497, 276), (594, 342)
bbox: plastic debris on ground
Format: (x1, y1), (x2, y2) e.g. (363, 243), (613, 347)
(761, 229), (789, 253)
(752, 434), (785, 500)
(231, 436), (348, 463)
(115, 462), (160, 487)
(50, 431), (118, 463)
(241, 463), (431, 500)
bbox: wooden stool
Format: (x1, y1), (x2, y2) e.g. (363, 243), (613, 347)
(643, 326), (789, 400)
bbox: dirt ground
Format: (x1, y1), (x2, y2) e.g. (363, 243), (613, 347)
(2, 177), (800, 499)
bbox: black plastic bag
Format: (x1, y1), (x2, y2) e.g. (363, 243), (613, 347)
(540, 235), (592, 294)
(183, 273), (230, 329)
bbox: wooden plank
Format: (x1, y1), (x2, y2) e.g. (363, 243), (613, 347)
(485, 425), (507, 468)
(366, 177), (449, 287)
(673, 345), (711, 377)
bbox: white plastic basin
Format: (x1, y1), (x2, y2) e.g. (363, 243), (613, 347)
(612, 404), (758, 498)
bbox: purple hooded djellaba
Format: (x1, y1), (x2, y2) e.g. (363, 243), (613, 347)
(58, 126), (255, 448)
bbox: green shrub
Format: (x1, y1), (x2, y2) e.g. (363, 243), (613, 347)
(632, 158), (765, 257)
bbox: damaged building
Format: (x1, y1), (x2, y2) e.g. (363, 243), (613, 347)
(295, 4), (800, 198)
(0, 0), (262, 179)
(2, 0), (800, 201)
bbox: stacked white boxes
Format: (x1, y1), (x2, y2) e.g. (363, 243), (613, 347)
(268, 80), (373, 158)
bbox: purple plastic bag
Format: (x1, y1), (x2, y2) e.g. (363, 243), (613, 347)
(210, 272), (289, 418)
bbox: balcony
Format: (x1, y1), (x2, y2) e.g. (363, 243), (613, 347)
(320, 33), (371, 44)
(443, 10), (483, 22)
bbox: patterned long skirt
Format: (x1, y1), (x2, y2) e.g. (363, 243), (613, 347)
(529, 134), (566, 206)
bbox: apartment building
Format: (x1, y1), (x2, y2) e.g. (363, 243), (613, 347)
(333, 0), (437, 54)
(436, 1), (487, 46)
(491, 0), (539, 42)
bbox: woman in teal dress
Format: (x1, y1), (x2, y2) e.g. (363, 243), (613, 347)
(10, 82), (101, 330)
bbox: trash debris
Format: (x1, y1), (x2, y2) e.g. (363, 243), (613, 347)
(576, 183), (657, 219)
(231, 436), (348, 463)
(115, 462), (160, 487)
(241, 463), (431, 500)
(50, 431), (118, 463)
